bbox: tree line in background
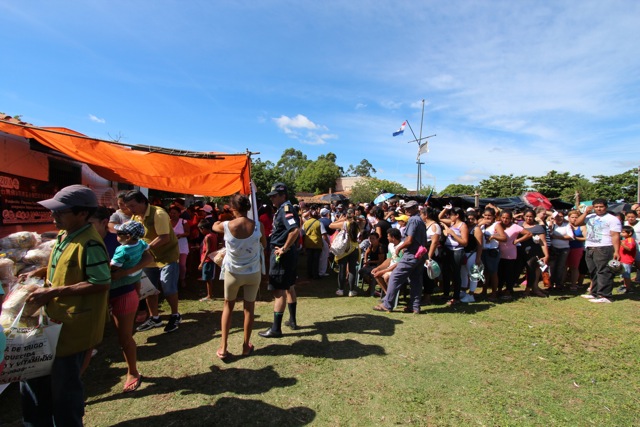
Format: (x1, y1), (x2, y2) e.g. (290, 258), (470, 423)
(250, 148), (637, 205)
(439, 169), (638, 203)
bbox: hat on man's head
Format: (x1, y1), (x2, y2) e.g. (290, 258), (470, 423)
(114, 220), (146, 239)
(200, 205), (213, 213)
(267, 182), (287, 197)
(404, 200), (419, 209)
(396, 214), (410, 222)
(38, 185), (98, 211)
(336, 205), (344, 210)
(320, 208), (330, 217)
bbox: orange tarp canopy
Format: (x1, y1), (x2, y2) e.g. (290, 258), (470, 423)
(0, 120), (251, 196)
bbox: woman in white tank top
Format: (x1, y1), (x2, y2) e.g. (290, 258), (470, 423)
(212, 194), (266, 360)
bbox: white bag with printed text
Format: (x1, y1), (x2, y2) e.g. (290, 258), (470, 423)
(0, 305), (62, 384)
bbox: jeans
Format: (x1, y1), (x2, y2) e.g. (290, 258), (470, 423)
(549, 247), (570, 287)
(338, 249), (359, 292)
(585, 246), (614, 298)
(21, 352), (86, 427)
(306, 247), (321, 279)
(443, 248), (465, 300)
(319, 239), (330, 275)
(383, 254), (424, 311)
(498, 258), (518, 292)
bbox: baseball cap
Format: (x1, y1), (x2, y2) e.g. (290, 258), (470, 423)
(38, 184), (98, 211)
(396, 214), (409, 222)
(200, 205), (213, 213)
(404, 200), (419, 209)
(320, 208), (330, 216)
(267, 182), (287, 197)
(114, 220), (146, 239)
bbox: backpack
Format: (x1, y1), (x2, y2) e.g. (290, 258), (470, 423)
(330, 226), (350, 257)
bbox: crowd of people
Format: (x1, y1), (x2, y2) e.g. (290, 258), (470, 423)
(296, 197), (636, 310)
(1, 181), (636, 425)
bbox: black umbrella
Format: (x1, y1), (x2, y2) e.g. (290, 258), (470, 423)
(608, 202), (631, 214)
(320, 193), (347, 202)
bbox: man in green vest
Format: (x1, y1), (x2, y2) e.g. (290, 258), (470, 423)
(22, 184), (111, 426)
(123, 190), (182, 333)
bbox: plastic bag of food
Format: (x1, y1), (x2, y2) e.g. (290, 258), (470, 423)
(0, 283), (41, 328)
(0, 232), (39, 250)
(0, 249), (27, 263)
(0, 258), (14, 281)
(23, 248), (52, 266)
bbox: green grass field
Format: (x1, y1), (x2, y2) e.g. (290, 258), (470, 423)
(1, 272), (639, 426)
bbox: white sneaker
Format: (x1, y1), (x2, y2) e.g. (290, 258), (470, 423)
(589, 297), (612, 304)
(581, 294), (596, 299)
(336, 289), (344, 296)
(348, 290), (358, 297)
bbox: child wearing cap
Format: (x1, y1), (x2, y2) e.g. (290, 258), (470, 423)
(111, 220), (148, 392)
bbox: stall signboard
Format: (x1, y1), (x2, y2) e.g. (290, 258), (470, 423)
(0, 173), (56, 225)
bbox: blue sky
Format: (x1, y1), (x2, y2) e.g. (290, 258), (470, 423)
(1, 1), (638, 192)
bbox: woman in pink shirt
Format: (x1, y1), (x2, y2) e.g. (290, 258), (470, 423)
(498, 210), (531, 300)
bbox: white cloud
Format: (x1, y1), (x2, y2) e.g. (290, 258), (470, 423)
(355, 103), (367, 110)
(273, 114), (334, 145)
(89, 114), (105, 124)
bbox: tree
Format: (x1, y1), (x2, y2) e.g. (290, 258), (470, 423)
(275, 148), (311, 186)
(591, 169), (638, 202)
(439, 184), (477, 196)
(295, 159), (341, 194)
(346, 159), (376, 177)
(415, 186), (436, 197)
(317, 152), (338, 163)
(349, 177), (408, 204)
(251, 158), (280, 202)
(528, 170), (594, 201)
(478, 174), (528, 197)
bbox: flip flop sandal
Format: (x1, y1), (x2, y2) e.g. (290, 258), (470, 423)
(217, 350), (230, 360)
(372, 304), (391, 313)
(123, 375), (142, 393)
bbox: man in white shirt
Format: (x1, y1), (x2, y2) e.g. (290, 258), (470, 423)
(577, 198), (621, 303)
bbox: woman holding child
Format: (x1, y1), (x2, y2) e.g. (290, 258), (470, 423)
(213, 194), (266, 360)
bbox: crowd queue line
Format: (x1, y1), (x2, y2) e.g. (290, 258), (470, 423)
(0, 182), (635, 425)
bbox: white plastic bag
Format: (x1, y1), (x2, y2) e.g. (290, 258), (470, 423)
(0, 305), (62, 384)
(138, 271), (159, 300)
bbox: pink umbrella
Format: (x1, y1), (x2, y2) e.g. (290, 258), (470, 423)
(522, 192), (553, 210)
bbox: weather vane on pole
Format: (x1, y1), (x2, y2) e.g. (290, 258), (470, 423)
(392, 99), (435, 193)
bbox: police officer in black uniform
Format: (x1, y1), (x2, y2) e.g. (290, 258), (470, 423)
(259, 182), (300, 338)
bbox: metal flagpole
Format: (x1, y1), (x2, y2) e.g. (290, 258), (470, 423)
(405, 100), (435, 194)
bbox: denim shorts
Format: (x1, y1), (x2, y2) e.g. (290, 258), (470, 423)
(143, 262), (179, 296)
(202, 262), (216, 281)
(622, 263), (632, 279)
(482, 249), (501, 274)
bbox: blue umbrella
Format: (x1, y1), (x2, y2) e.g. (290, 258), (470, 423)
(374, 192), (395, 204)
